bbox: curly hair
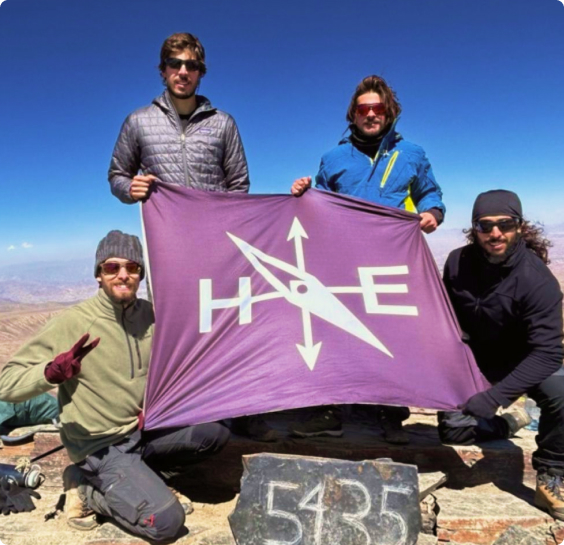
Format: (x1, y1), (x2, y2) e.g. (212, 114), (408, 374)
(159, 32), (207, 75)
(464, 220), (553, 264)
(345, 75), (402, 127)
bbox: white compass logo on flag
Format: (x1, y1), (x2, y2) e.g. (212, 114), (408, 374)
(199, 217), (419, 370)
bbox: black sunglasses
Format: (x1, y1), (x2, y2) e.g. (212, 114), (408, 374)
(164, 58), (202, 72)
(473, 218), (521, 234)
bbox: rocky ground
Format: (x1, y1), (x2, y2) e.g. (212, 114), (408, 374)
(1, 410), (564, 545)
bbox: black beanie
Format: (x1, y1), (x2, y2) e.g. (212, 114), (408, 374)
(471, 190), (523, 223)
(94, 230), (145, 279)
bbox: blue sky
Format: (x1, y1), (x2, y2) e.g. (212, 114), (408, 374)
(1, 0), (563, 265)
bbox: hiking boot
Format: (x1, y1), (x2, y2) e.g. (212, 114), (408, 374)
(535, 472), (564, 521)
(288, 410), (343, 438)
(63, 465), (99, 531)
(169, 486), (194, 515)
(500, 407), (532, 437)
(379, 416), (409, 445)
(232, 416), (277, 442)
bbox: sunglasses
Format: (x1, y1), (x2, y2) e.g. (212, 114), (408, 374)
(473, 218), (521, 234)
(356, 103), (386, 116)
(100, 261), (142, 276)
(164, 58), (202, 72)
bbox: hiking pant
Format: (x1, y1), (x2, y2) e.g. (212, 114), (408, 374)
(322, 404), (410, 423)
(438, 372), (564, 473)
(372, 405), (410, 423)
(76, 422), (230, 542)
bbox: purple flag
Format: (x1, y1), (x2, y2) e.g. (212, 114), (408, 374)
(142, 183), (488, 430)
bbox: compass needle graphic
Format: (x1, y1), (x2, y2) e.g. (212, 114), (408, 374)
(227, 230), (393, 370)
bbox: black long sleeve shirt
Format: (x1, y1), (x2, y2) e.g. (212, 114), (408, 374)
(443, 239), (563, 405)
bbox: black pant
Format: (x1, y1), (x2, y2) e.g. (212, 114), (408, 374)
(323, 404), (410, 422)
(373, 405), (410, 423)
(76, 422), (229, 542)
(438, 373), (564, 473)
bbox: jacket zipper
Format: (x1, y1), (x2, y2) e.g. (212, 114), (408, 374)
(180, 132), (189, 186)
(164, 93), (211, 188)
(380, 151), (400, 188)
(366, 125), (394, 185)
(135, 339), (142, 371)
(121, 312), (135, 379)
(166, 98), (191, 187)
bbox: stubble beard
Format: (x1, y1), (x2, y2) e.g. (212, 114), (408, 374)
(167, 78), (197, 101)
(168, 87), (196, 100)
(483, 233), (520, 264)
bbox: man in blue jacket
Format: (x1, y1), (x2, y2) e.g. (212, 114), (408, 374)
(290, 75), (445, 443)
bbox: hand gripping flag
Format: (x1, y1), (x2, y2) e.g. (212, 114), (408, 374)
(141, 183), (488, 430)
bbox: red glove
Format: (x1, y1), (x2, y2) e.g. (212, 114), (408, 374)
(44, 334), (100, 384)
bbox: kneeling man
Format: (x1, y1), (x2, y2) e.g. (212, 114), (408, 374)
(441, 190), (564, 520)
(0, 230), (229, 541)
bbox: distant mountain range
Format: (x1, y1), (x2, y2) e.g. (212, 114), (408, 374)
(0, 258), (147, 304)
(0, 258), (95, 304)
(1, 226), (563, 304)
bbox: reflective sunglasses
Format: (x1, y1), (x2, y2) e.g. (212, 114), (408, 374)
(473, 218), (521, 234)
(164, 58), (202, 71)
(356, 103), (386, 116)
(100, 261), (142, 276)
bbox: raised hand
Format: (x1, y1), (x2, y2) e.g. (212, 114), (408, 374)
(44, 334), (100, 384)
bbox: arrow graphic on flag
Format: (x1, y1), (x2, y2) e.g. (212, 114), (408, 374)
(227, 228), (392, 370)
(286, 218), (322, 369)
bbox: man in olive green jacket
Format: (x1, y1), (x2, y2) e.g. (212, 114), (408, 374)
(0, 230), (229, 542)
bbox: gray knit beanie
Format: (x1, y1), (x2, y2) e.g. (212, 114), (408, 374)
(94, 230), (145, 279)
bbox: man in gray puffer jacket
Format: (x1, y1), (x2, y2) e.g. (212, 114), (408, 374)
(108, 33), (274, 442)
(108, 32), (249, 203)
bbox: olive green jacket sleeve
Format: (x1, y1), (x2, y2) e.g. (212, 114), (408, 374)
(0, 309), (84, 402)
(0, 291), (154, 463)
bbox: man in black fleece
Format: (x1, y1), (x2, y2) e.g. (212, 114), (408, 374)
(440, 189), (564, 520)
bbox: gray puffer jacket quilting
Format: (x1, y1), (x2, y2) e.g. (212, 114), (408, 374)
(109, 92), (250, 203)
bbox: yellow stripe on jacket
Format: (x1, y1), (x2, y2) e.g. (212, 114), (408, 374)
(380, 151), (400, 188)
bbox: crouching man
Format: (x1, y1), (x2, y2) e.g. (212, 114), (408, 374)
(440, 190), (564, 520)
(0, 230), (229, 541)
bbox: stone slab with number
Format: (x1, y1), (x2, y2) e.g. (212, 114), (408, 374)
(229, 453), (421, 545)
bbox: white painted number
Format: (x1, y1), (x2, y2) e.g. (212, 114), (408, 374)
(265, 481), (303, 545)
(381, 485), (412, 545)
(264, 479), (412, 545)
(336, 479), (372, 544)
(298, 481), (327, 545)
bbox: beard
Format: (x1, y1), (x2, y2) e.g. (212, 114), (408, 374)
(483, 233), (521, 264)
(101, 280), (138, 307)
(168, 86), (196, 100)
